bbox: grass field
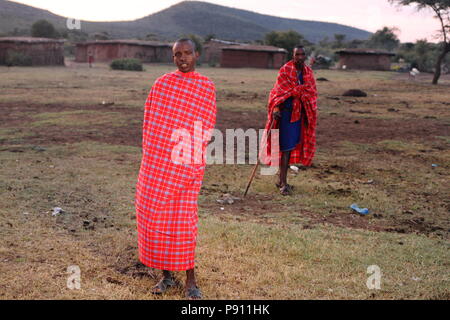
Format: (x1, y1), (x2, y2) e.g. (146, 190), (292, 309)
(0, 62), (449, 299)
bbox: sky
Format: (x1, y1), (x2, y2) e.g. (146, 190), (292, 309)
(9, 0), (441, 43)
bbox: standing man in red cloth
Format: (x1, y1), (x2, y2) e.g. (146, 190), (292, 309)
(135, 39), (216, 299)
(261, 46), (318, 195)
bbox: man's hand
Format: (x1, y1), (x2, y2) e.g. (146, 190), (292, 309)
(273, 111), (281, 121)
(273, 107), (281, 121)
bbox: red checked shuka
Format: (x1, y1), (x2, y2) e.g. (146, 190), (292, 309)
(261, 60), (318, 166)
(135, 70), (216, 271)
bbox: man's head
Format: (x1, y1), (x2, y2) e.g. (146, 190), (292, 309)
(173, 38), (199, 73)
(293, 45), (307, 69)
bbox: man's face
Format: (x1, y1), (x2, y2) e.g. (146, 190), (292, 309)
(293, 48), (307, 68)
(173, 41), (198, 73)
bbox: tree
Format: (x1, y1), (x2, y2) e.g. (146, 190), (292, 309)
(367, 27), (400, 51)
(389, 0), (450, 84)
(93, 32), (110, 40)
(407, 40), (437, 71)
(145, 33), (159, 41)
(181, 34), (204, 56)
(204, 34), (216, 42)
(333, 34), (346, 49)
(31, 20), (59, 38)
(265, 30), (311, 59)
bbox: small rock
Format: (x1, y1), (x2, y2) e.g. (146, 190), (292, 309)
(216, 193), (241, 205)
(32, 146), (46, 152)
(51, 207), (64, 216)
(343, 89), (367, 97)
(387, 108), (399, 112)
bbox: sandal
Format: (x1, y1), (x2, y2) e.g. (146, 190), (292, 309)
(279, 184), (294, 196)
(151, 277), (176, 295)
(276, 183), (295, 190)
(186, 286), (203, 300)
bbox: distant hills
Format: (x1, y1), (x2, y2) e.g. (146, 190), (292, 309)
(0, 0), (372, 43)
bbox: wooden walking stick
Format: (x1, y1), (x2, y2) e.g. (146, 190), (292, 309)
(243, 118), (276, 198)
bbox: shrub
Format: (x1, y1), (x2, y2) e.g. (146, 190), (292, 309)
(110, 58), (143, 71)
(5, 51), (32, 66)
(31, 19), (59, 39)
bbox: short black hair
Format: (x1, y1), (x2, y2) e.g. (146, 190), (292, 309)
(294, 45), (306, 54)
(174, 38), (197, 52)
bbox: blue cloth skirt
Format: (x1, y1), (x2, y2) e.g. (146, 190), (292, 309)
(279, 97), (302, 152)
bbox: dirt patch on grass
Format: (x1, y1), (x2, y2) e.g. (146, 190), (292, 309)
(1, 102), (447, 148)
(215, 109), (448, 148)
(0, 102), (143, 147)
(202, 192), (391, 233)
(317, 116), (449, 148)
(203, 192), (448, 238)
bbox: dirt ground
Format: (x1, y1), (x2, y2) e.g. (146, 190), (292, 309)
(0, 99), (448, 238)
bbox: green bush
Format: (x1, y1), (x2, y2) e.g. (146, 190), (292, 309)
(5, 51), (32, 66)
(110, 58), (143, 71)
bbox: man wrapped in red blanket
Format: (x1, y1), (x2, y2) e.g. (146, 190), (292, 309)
(135, 39), (216, 299)
(261, 46), (318, 195)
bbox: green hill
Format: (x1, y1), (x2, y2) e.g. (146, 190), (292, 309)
(0, 0), (371, 42)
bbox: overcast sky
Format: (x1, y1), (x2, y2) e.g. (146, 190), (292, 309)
(9, 0), (441, 42)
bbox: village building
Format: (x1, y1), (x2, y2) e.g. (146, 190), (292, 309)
(0, 37), (65, 66)
(336, 49), (396, 71)
(75, 40), (173, 63)
(202, 38), (245, 65)
(220, 45), (287, 69)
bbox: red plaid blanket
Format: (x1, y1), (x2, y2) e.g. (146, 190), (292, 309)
(261, 60), (318, 166)
(135, 70), (216, 271)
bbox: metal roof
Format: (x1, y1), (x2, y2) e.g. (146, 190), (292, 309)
(336, 49), (396, 56)
(76, 39), (172, 47)
(0, 37), (65, 44)
(221, 45), (287, 53)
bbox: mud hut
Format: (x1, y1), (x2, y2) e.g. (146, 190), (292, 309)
(220, 45), (287, 69)
(336, 49), (396, 71)
(202, 39), (245, 65)
(0, 37), (65, 66)
(75, 40), (172, 63)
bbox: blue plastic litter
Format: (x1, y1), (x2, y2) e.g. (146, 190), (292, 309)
(431, 164), (438, 168)
(350, 204), (370, 215)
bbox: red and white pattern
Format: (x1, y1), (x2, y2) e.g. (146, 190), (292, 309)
(261, 60), (318, 166)
(135, 70), (216, 271)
